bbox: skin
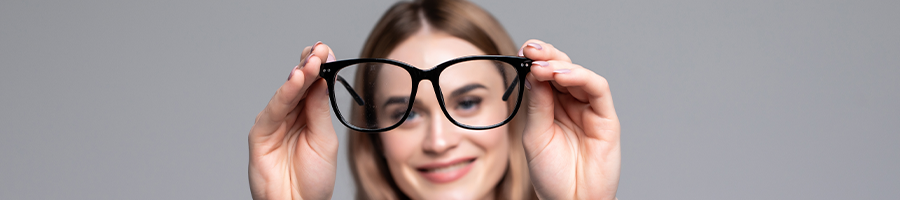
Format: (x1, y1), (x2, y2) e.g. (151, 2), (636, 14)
(375, 27), (511, 200)
(519, 40), (621, 200)
(248, 29), (620, 200)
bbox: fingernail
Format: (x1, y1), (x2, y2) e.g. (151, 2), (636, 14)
(311, 41), (322, 52)
(533, 61), (549, 67)
(524, 79), (532, 90)
(553, 69), (571, 74)
(300, 53), (314, 69)
(287, 65), (298, 81)
(527, 43), (543, 50)
(302, 41), (322, 63)
(327, 53), (336, 62)
(518, 43), (543, 57)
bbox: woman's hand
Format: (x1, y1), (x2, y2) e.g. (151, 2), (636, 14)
(248, 42), (338, 200)
(519, 39), (621, 200)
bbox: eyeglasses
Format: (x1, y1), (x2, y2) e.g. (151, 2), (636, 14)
(319, 55), (532, 132)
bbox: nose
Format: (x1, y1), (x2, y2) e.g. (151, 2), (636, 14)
(421, 110), (462, 155)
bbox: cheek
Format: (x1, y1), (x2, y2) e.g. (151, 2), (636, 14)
(471, 127), (510, 172)
(472, 127), (509, 151)
(379, 133), (419, 166)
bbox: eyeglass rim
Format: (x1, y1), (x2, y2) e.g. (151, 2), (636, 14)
(319, 55), (533, 133)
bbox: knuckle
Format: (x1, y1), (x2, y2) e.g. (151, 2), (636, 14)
(276, 87), (291, 103)
(595, 75), (610, 90)
(255, 110), (264, 123)
(573, 63), (585, 69)
(264, 105), (276, 117)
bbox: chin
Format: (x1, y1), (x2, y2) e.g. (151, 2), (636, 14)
(411, 186), (492, 200)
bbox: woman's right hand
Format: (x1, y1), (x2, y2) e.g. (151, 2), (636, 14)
(248, 42), (338, 200)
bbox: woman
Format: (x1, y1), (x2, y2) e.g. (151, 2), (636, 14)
(248, 0), (620, 199)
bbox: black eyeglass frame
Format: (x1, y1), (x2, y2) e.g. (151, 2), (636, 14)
(319, 55), (533, 133)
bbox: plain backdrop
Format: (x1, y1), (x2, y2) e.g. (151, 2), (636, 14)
(2, 0), (898, 199)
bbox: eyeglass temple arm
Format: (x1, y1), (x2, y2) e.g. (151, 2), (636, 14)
(336, 75), (365, 106)
(501, 78), (519, 101)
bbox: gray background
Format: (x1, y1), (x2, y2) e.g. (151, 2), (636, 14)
(1, 0), (897, 199)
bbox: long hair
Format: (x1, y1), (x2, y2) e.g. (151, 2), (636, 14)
(347, 0), (535, 199)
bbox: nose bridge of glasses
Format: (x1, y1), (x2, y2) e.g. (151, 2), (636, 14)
(408, 64), (446, 101)
(409, 78), (456, 124)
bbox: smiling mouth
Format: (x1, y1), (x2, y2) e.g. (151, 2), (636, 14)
(415, 158), (477, 183)
(417, 158), (475, 173)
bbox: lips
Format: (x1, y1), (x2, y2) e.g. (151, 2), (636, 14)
(416, 158), (476, 184)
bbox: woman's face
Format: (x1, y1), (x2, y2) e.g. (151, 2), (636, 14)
(374, 28), (510, 199)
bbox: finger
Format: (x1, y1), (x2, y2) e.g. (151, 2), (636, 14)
(554, 67), (615, 118)
(290, 42), (335, 107)
(253, 42), (333, 135)
(299, 41), (320, 63)
(326, 46), (337, 63)
(301, 78), (339, 160)
(553, 66), (617, 118)
(529, 59), (616, 118)
(519, 39), (572, 63)
(298, 42), (333, 89)
(522, 73), (556, 155)
(529, 60), (575, 94)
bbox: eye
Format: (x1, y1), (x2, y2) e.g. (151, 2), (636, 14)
(455, 97), (482, 111)
(405, 110), (419, 120)
(390, 109), (408, 121)
(391, 108), (420, 121)
(394, 109), (423, 129)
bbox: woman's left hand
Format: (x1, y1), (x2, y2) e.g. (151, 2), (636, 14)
(519, 39), (621, 200)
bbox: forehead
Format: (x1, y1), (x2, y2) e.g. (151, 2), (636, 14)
(387, 30), (485, 70)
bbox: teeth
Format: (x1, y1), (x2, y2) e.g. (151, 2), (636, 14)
(424, 160), (472, 173)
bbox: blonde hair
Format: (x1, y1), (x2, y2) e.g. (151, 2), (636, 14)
(347, 0), (536, 199)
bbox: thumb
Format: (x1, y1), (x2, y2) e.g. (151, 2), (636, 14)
(302, 78), (339, 160)
(522, 73), (556, 155)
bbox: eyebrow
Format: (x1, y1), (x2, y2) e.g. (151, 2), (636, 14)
(380, 83), (486, 107)
(382, 96), (410, 107)
(449, 83), (487, 98)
